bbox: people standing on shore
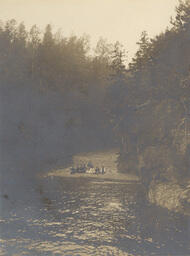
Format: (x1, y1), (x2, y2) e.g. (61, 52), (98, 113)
(101, 166), (105, 174)
(95, 167), (100, 174)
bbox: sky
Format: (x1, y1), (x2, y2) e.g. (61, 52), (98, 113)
(0, 0), (179, 59)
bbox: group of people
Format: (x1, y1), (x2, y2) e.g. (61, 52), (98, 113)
(70, 162), (106, 175)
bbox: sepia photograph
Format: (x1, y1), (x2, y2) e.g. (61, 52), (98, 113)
(0, 0), (190, 255)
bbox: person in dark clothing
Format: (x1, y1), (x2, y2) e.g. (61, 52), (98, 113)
(87, 161), (93, 168)
(95, 167), (100, 174)
(70, 167), (76, 174)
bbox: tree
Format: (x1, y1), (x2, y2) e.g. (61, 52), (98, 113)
(171, 0), (190, 31)
(129, 31), (150, 72)
(43, 24), (54, 47)
(28, 25), (41, 78)
(111, 41), (126, 78)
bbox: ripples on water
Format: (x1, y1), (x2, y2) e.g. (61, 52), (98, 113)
(0, 176), (190, 255)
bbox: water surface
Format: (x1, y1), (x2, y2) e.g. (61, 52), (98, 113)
(0, 175), (190, 255)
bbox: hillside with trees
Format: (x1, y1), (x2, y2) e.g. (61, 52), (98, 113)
(114, 0), (190, 187)
(0, 21), (118, 181)
(1, 0), (190, 190)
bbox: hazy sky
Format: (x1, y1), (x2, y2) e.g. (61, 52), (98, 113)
(0, 0), (179, 59)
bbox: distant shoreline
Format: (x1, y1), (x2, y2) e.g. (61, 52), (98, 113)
(45, 167), (139, 183)
(44, 149), (139, 183)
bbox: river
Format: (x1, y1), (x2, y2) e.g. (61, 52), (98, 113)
(0, 174), (190, 256)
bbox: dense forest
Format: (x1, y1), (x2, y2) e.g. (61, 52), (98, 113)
(0, 18), (120, 181)
(1, 0), (190, 187)
(116, 0), (190, 186)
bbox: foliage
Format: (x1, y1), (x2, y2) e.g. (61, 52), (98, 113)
(0, 20), (115, 175)
(2, 0), (190, 186)
(115, 0), (190, 184)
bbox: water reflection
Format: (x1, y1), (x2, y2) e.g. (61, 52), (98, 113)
(0, 176), (190, 255)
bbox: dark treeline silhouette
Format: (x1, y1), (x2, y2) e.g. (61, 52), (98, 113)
(113, 0), (190, 186)
(1, 0), (190, 189)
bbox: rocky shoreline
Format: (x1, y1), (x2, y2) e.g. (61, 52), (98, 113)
(148, 182), (190, 216)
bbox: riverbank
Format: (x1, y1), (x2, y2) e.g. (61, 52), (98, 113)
(44, 149), (190, 216)
(45, 149), (139, 182)
(45, 167), (139, 182)
(148, 181), (190, 216)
